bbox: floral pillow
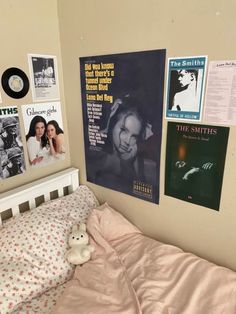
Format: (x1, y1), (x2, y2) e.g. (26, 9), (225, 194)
(0, 185), (99, 314)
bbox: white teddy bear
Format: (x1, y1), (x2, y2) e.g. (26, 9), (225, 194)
(66, 223), (94, 265)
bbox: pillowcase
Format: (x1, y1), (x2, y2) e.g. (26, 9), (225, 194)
(0, 185), (99, 314)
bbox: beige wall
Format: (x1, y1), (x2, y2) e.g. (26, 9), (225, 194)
(58, 0), (236, 271)
(0, 0), (70, 193)
(1, 1), (235, 271)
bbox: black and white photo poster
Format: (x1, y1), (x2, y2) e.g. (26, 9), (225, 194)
(0, 106), (25, 179)
(165, 56), (207, 121)
(28, 54), (60, 102)
(80, 49), (166, 203)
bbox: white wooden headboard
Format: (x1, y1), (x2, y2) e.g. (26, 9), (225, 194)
(0, 167), (79, 226)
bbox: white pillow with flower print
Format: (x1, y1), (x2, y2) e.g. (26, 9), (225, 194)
(0, 185), (99, 314)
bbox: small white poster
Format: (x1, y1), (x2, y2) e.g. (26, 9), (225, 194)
(28, 53), (60, 102)
(21, 102), (65, 169)
(204, 60), (236, 125)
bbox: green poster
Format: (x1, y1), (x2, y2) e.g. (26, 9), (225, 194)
(165, 122), (229, 210)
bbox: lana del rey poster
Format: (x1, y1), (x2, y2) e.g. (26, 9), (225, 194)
(80, 49), (166, 203)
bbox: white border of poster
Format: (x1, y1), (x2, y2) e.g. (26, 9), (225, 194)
(28, 53), (60, 102)
(165, 55), (207, 121)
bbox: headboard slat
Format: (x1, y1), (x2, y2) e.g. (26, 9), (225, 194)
(58, 187), (64, 198)
(44, 193), (50, 202)
(11, 206), (20, 217)
(29, 199), (36, 210)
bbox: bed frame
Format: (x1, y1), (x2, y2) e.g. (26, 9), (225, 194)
(0, 167), (79, 227)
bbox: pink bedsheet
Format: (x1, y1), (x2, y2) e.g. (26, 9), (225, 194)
(53, 204), (236, 314)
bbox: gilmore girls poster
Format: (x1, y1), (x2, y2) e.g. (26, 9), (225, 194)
(21, 102), (65, 169)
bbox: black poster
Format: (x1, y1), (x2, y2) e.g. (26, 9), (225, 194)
(80, 49), (166, 203)
(165, 122), (229, 210)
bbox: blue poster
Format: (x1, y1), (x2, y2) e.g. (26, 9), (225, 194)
(80, 49), (166, 203)
(165, 56), (207, 121)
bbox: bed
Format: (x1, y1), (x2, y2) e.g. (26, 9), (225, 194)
(53, 203), (236, 314)
(1, 168), (236, 314)
(0, 167), (99, 314)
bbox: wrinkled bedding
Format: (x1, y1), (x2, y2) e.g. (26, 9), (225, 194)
(12, 282), (66, 314)
(54, 203), (236, 314)
(0, 186), (99, 314)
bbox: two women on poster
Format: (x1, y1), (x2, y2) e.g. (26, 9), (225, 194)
(22, 102), (65, 168)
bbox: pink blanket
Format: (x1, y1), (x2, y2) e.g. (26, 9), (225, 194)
(54, 204), (236, 314)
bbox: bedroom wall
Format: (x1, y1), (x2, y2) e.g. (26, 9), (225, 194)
(3, 0), (235, 272)
(0, 0), (70, 193)
(59, 0), (235, 271)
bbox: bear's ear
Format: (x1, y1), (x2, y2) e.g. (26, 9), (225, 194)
(79, 223), (86, 232)
(72, 225), (78, 233)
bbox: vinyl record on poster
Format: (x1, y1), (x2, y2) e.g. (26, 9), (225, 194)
(1, 67), (29, 99)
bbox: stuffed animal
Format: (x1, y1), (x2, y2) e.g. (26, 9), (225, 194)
(66, 223), (94, 265)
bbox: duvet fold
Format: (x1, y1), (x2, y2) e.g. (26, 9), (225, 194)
(53, 203), (236, 314)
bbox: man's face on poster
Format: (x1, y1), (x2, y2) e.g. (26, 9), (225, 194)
(6, 125), (17, 135)
(10, 153), (22, 166)
(178, 70), (194, 87)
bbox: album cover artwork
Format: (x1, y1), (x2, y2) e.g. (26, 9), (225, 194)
(80, 49), (166, 203)
(165, 122), (229, 210)
(0, 106), (26, 180)
(28, 54), (60, 102)
(165, 56), (207, 121)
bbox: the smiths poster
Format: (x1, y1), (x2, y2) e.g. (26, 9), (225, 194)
(0, 106), (25, 180)
(165, 122), (229, 210)
(80, 49), (166, 203)
(165, 56), (207, 121)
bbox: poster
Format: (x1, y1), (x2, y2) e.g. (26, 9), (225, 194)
(80, 49), (166, 203)
(165, 56), (207, 121)
(21, 102), (65, 168)
(0, 106), (25, 179)
(165, 122), (229, 210)
(28, 54), (60, 102)
(204, 60), (236, 125)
